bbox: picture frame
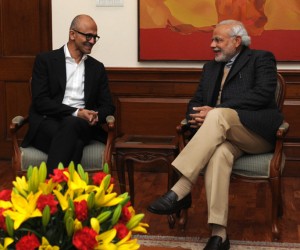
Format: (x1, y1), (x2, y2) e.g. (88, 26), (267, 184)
(138, 0), (300, 61)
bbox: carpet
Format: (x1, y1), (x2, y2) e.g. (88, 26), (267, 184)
(135, 235), (300, 250)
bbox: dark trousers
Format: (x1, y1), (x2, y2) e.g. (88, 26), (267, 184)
(32, 116), (92, 174)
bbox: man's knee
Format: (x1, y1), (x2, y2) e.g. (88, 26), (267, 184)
(209, 141), (242, 168)
(206, 108), (236, 120)
(204, 108), (239, 129)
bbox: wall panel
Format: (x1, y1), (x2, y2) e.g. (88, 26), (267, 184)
(116, 97), (189, 136)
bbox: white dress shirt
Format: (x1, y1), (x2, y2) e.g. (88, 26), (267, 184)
(62, 45), (87, 115)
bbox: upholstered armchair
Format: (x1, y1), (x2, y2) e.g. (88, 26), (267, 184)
(10, 81), (115, 176)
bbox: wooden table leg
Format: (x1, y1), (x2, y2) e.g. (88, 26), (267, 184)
(126, 159), (135, 206)
(115, 154), (126, 194)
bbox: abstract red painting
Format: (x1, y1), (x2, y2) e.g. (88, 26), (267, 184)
(138, 0), (300, 61)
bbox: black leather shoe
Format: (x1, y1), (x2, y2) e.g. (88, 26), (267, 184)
(203, 236), (230, 250)
(147, 191), (191, 215)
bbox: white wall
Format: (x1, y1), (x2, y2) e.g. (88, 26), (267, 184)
(52, 0), (300, 70)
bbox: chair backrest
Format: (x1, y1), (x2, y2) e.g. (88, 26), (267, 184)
(275, 73), (286, 111)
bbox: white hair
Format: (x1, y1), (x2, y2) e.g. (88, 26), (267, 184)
(217, 20), (251, 46)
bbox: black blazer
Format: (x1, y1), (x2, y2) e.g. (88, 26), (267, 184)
(187, 47), (284, 144)
(22, 46), (115, 147)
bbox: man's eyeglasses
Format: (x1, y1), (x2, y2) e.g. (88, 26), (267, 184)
(73, 29), (100, 42)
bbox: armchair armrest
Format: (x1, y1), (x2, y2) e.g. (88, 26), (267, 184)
(10, 115), (29, 175)
(277, 121), (289, 138)
(176, 118), (193, 151)
(269, 121), (289, 176)
(103, 115), (116, 168)
(10, 115), (29, 133)
(180, 118), (187, 126)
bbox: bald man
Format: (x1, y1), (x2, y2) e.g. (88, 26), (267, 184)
(22, 15), (115, 173)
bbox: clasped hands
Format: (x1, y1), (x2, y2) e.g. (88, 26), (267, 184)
(188, 106), (214, 128)
(78, 108), (98, 126)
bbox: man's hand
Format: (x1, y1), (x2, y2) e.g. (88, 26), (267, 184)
(78, 109), (98, 126)
(188, 106), (214, 128)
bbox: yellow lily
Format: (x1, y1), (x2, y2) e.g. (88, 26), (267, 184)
(4, 191), (42, 230)
(93, 177), (123, 207)
(0, 200), (12, 209)
(95, 229), (117, 250)
(116, 232), (140, 250)
(73, 218), (83, 232)
(94, 188), (124, 207)
(90, 217), (100, 233)
(38, 179), (58, 195)
(73, 193), (89, 203)
(106, 183), (114, 194)
(53, 188), (74, 211)
(12, 176), (28, 197)
(65, 171), (87, 196)
(131, 222), (149, 234)
(39, 237), (60, 250)
(0, 237), (14, 250)
(128, 206), (135, 216)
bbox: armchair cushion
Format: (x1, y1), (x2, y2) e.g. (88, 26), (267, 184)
(20, 140), (105, 171)
(232, 153), (285, 178)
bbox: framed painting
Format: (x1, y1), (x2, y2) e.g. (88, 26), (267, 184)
(138, 0), (300, 61)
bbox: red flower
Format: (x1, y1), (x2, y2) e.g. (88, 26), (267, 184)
(121, 207), (131, 222)
(74, 200), (88, 221)
(37, 194), (58, 215)
(121, 203), (132, 223)
(50, 168), (69, 183)
(92, 172), (114, 186)
(0, 208), (7, 230)
(114, 223), (129, 240)
(15, 233), (40, 250)
(0, 189), (11, 201)
(73, 227), (97, 250)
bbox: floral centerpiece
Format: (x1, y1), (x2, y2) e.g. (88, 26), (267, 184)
(0, 162), (149, 250)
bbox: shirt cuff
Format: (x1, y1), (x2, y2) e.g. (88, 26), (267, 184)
(73, 109), (79, 117)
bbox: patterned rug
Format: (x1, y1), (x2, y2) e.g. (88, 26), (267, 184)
(136, 235), (300, 250)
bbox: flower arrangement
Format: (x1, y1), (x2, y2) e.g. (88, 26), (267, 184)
(0, 162), (149, 249)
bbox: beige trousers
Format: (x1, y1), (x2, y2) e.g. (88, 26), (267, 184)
(172, 108), (273, 227)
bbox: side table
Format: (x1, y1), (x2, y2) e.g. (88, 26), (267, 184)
(114, 134), (178, 205)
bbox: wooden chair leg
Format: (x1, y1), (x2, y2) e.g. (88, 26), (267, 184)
(167, 214), (176, 229)
(278, 179), (284, 218)
(178, 208), (188, 231)
(270, 177), (280, 241)
(167, 208), (189, 231)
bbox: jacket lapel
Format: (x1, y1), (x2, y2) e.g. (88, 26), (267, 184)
(84, 57), (93, 103)
(206, 62), (224, 104)
(226, 47), (251, 83)
(52, 47), (67, 92)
